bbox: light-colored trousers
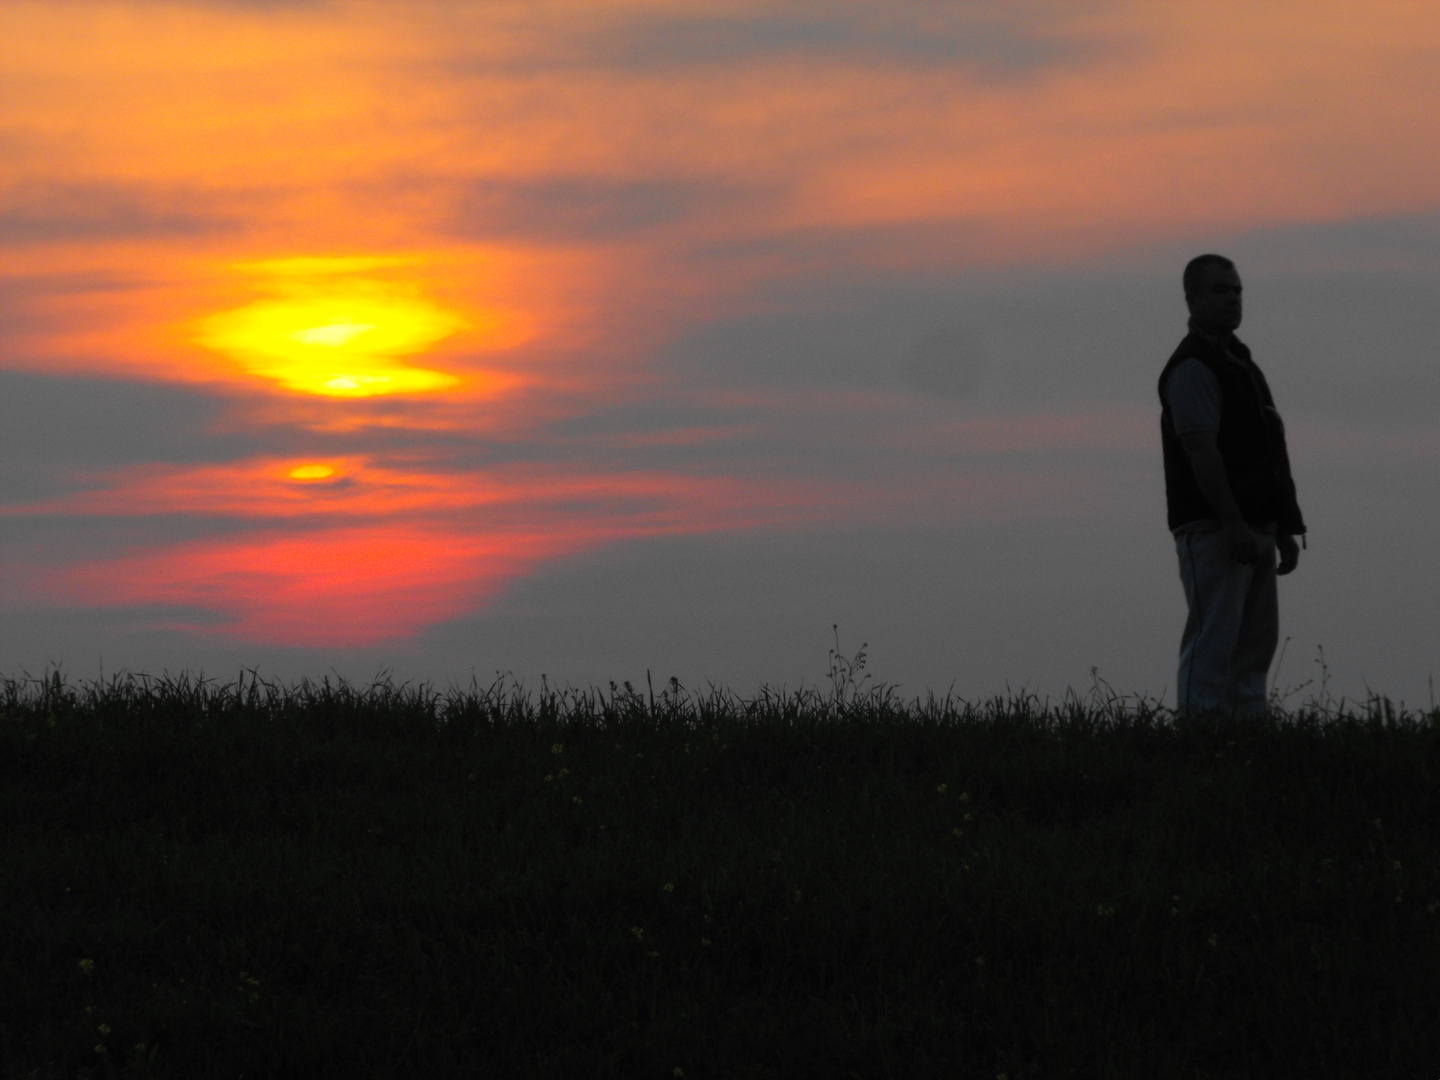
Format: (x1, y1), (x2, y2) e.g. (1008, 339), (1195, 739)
(1174, 526), (1279, 714)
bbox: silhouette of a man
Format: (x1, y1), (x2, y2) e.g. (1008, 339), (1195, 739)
(1159, 255), (1306, 713)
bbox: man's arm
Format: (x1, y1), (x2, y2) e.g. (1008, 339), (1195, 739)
(1178, 430), (1262, 565)
(1178, 431), (1300, 574)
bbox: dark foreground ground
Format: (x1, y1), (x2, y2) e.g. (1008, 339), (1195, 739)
(2, 672), (1438, 1079)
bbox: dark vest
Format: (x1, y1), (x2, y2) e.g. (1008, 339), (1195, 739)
(1158, 323), (1305, 535)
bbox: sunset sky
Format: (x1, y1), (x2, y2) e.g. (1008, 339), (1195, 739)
(3, 1), (1438, 704)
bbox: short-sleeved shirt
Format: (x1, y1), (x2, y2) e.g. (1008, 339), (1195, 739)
(1166, 358), (1221, 435)
(1165, 358), (1223, 534)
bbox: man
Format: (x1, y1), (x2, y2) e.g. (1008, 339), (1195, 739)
(1158, 255), (1306, 713)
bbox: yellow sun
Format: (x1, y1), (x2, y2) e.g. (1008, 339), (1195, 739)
(196, 281), (466, 398)
(287, 464), (338, 481)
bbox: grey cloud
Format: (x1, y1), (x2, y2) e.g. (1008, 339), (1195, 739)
(0, 603), (389, 685)
(1223, 209), (1440, 273)
(1152, 210), (1440, 425)
(0, 272), (161, 344)
(446, 3), (1119, 80)
(411, 518), (1183, 699)
(0, 271), (147, 299)
(0, 366), (481, 478)
(0, 183), (238, 245)
(402, 446), (1440, 706)
(668, 297), (982, 394)
(3, 281), (95, 344)
(0, 606), (235, 680)
(902, 326), (987, 399)
(0, 372), (262, 471)
(536, 392), (749, 442)
(594, 7), (1108, 78)
(448, 176), (763, 242)
(1241, 273), (1440, 426)
(0, 514), (264, 566)
(666, 208), (1440, 423)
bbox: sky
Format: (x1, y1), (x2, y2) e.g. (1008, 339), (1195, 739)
(3, 0), (1438, 705)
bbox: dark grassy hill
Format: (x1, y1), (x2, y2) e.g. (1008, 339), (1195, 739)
(3, 672), (1438, 1079)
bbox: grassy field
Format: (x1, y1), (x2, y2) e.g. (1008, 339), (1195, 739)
(2, 667), (1438, 1079)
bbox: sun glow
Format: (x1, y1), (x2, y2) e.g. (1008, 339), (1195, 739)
(196, 283), (467, 398)
(287, 464), (338, 481)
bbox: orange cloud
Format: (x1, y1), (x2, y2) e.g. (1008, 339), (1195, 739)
(8, 1), (1438, 386)
(3, 457), (770, 522)
(39, 524), (564, 646)
(10, 455), (825, 644)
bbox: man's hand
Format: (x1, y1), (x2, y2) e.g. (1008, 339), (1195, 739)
(1225, 520), (1262, 566)
(1276, 533), (1300, 575)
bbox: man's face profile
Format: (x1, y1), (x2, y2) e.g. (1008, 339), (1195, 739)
(1187, 264), (1243, 334)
